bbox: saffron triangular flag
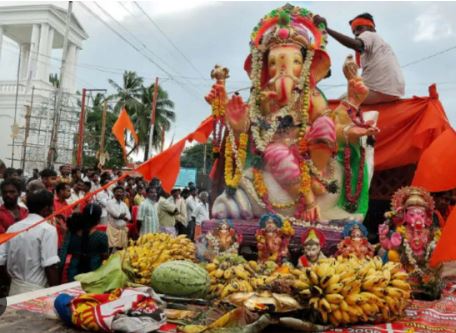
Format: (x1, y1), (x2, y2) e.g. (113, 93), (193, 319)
(412, 128), (456, 192)
(136, 138), (187, 193)
(112, 108), (139, 160)
(0, 231), (19, 245)
(430, 207), (456, 267)
(136, 117), (214, 193)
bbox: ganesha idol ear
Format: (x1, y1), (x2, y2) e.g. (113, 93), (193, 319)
(244, 54), (269, 87)
(310, 49), (331, 83)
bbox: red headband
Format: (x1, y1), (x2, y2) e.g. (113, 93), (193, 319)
(350, 18), (375, 31)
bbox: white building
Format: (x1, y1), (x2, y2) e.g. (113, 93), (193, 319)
(0, 4), (88, 171)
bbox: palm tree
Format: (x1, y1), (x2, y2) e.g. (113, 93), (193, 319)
(136, 83), (175, 161)
(108, 71), (144, 114)
(84, 93), (124, 168)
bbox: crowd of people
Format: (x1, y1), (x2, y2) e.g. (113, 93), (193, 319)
(0, 161), (209, 297)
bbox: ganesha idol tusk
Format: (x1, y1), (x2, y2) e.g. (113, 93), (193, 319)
(208, 4), (379, 225)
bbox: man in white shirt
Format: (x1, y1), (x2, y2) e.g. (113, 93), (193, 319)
(191, 191), (210, 241)
(106, 186), (131, 251)
(0, 190), (60, 296)
(68, 179), (85, 204)
(186, 187), (199, 218)
(169, 189), (187, 235)
(314, 13), (405, 104)
(95, 179), (112, 225)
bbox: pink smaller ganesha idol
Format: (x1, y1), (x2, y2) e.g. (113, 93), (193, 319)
(256, 214), (295, 264)
(297, 228), (327, 267)
(379, 186), (442, 300)
(335, 221), (374, 259)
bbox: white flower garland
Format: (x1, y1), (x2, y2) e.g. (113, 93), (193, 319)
(306, 159), (336, 188)
(403, 239), (436, 277)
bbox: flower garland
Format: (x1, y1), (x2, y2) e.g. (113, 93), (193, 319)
(343, 145), (366, 212)
(403, 238), (436, 278)
(248, 46), (314, 216)
(343, 106), (369, 212)
(294, 160), (313, 219)
(211, 90), (226, 157)
(252, 167), (298, 211)
(307, 159), (339, 194)
(224, 131), (248, 189)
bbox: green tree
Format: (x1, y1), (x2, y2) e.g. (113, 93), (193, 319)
(83, 93), (124, 168)
(136, 83), (175, 160)
(49, 73), (60, 88)
(108, 71), (143, 114)
(181, 142), (213, 174)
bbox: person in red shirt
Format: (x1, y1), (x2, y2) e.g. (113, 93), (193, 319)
(0, 179), (28, 233)
(53, 182), (73, 247)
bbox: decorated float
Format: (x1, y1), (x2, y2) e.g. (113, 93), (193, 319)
(3, 4), (456, 333)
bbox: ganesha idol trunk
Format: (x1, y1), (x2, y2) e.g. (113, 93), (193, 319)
(274, 76), (295, 105)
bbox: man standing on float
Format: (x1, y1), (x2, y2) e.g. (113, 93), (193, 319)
(314, 13), (405, 104)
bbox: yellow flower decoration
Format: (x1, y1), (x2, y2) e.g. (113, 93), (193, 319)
(225, 133), (248, 188)
(396, 225), (406, 236)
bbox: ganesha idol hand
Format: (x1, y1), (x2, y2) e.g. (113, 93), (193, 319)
(347, 77), (369, 109)
(225, 94), (250, 133)
(348, 119), (380, 141)
(204, 83), (226, 105)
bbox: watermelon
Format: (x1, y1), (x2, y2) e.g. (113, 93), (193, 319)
(151, 260), (210, 298)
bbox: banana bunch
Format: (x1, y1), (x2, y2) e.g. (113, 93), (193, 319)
(206, 254), (282, 299)
(291, 256), (411, 326)
(125, 233), (196, 285)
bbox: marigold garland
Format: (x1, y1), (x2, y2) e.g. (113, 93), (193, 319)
(224, 132), (248, 188)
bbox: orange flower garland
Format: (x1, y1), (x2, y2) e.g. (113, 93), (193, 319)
(299, 161), (312, 196)
(224, 132), (248, 188)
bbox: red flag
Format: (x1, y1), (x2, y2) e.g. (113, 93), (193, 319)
(430, 207), (456, 267)
(136, 138), (186, 193)
(112, 108), (139, 160)
(136, 117), (214, 193)
(187, 116), (213, 143)
(412, 128), (456, 192)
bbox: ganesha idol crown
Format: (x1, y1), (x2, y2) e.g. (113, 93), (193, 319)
(246, 4), (331, 83)
(391, 186), (435, 212)
(250, 4), (328, 50)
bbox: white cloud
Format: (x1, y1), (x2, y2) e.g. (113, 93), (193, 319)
(413, 6), (453, 42)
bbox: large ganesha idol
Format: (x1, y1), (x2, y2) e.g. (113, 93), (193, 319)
(205, 5), (379, 224)
(379, 186), (442, 300)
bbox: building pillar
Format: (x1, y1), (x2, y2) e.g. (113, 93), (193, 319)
(69, 46), (79, 92)
(19, 43), (30, 80)
(44, 27), (54, 82)
(27, 24), (40, 81)
(37, 23), (49, 82)
(62, 43), (77, 92)
(0, 26), (4, 62)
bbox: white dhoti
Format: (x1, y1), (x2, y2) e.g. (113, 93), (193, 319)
(106, 222), (128, 249)
(9, 278), (44, 296)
